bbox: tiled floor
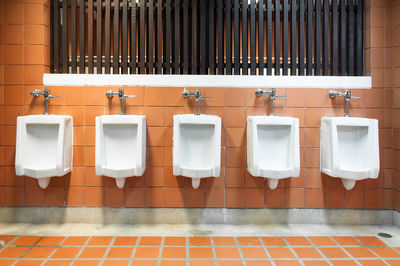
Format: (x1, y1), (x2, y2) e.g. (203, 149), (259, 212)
(0, 235), (399, 265)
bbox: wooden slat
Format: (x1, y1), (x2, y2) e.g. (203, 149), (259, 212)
(314, 0), (321, 75)
(200, 0), (207, 74)
(250, 0), (256, 75)
(62, 0), (68, 73)
(96, 0), (102, 73)
(165, 0), (171, 74)
(139, 0), (145, 74)
(242, 0), (248, 75)
(148, 0), (154, 74)
(233, 0), (239, 75)
(217, 0), (223, 74)
(173, 0), (179, 74)
(275, 0), (280, 75)
(105, 0), (111, 74)
(299, 0), (305, 75)
(356, 0), (363, 76)
(53, 0), (59, 73)
(282, 0), (288, 75)
(183, 0), (189, 74)
(266, 0), (272, 75)
(50, 0), (54, 72)
(122, 0), (128, 74)
(332, 0), (338, 75)
(348, 0), (355, 76)
(290, 0), (296, 75)
(157, 0), (163, 74)
(71, 0), (77, 74)
(306, 0), (312, 75)
(258, 0), (264, 75)
(226, 0), (232, 75)
(88, 0), (94, 74)
(113, 0), (119, 74)
(209, 0), (216, 74)
(130, 0), (137, 74)
(340, 0), (347, 75)
(79, 0), (85, 73)
(323, 0), (329, 75)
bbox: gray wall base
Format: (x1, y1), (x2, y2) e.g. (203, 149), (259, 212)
(0, 207), (396, 225)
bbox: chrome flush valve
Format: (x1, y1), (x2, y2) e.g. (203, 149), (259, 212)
(106, 88), (135, 115)
(30, 88), (61, 115)
(255, 88), (286, 116)
(182, 88), (211, 115)
(329, 89), (361, 117)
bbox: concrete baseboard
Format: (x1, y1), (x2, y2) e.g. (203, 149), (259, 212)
(0, 207), (395, 225)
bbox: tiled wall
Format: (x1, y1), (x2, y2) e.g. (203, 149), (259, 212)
(0, 0), (397, 210)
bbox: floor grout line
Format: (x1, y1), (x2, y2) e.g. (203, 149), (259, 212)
(282, 236), (305, 266)
(157, 236), (165, 266)
(40, 236), (68, 266)
(256, 236), (273, 265)
(99, 236), (116, 265)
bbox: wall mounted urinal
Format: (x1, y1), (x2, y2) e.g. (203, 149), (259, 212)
(247, 115), (300, 189)
(320, 117), (379, 190)
(15, 115), (73, 189)
(173, 114), (221, 189)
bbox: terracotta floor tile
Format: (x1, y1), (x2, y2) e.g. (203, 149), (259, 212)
(245, 260), (273, 266)
(189, 237), (211, 246)
(302, 261), (330, 266)
(344, 247), (377, 258)
(329, 260), (358, 266)
(36, 237), (65, 246)
(78, 247), (107, 258)
(293, 247), (323, 258)
(217, 261), (244, 266)
(189, 260), (216, 266)
(113, 236), (138, 246)
(385, 260), (400, 266)
(73, 260), (101, 266)
(215, 247), (241, 258)
(12, 236), (41, 246)
(107, 247), (133, 258)
(134, 247), (160, 258)
(332, 236), (360, 246)
(139, 237), (162, 246)
(62, 236), (89, 246)
(285, 237), (311, 246)
(267, 247), (295, 259)
(87, 236), (113, 246)
(15, 260), (44, 266)
(51, 247), (80, 259)
(164, 237), (186, 246)
(0, 247), (29, 258)
(0, 236), (16, 245)
(370, 247), (400, 258)
(161, 247), (186, 258)
(357, 260), (387, 266)
(23, 247), (55, 259)
(260, 237), (286, 246)
(0, 260), (14, 266)
(319, 247), (350, 258)
(130, 260), (158, 266)
(241, 247), (268, 258)
(355, 236), (386, 247)
(237, 237), (261, 246)
(159, 261), (186, 266)
(213, 237), (237, 246)
(308, 237), (337, 246)
(189, 247), (214, 258)
(102, 260), (130, 266)
(44, 260), (73, 266)
(273, 260), (302, 266)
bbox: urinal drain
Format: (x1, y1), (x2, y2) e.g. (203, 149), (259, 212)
(0, 240), (5, 247)
(378, 232), (392, 238)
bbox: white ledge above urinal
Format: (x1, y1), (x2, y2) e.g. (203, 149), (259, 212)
(96, 115), (146, 188)
(15, 115), (73, 189)
(247, 116), (300, 190)
(173, 114), (221, 189)
(320, 117), (380, 190)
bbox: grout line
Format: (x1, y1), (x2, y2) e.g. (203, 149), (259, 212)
(304, 236), (333, 266)
(128, 236), (140, 266)
(11, 236), (44, 266)
(282, 237), (305, 266)
(233, 236), (247, 266)
(186, 236), (189, 266)
(99, 236), (116, 265)
(71, 235), (93, 264)
(40, 236), (68, 266)
(256, 236), (273, 265)
(157, 236), (165, 266)
(329, 236), (362, 266)
(210, 236), (218, 266)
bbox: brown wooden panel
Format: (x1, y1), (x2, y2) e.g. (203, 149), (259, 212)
(266, 0), (272, 75)
(79, 0), (85, 74)
(356, 0), (363, 75)
(71, 0), (77, 74)
(53, 0), (59, 73)
(139, 0), (146, 74)
(258, 0), (264, 75)
(226, 0), (232, 75)
(174, 0), (180, 74)
(299, 0), (305, 75)
(209, 0), (216, 75)
(62, 0), (68, 73)
(242, 0), (248, 75)
(282, 0), (288, 75)
(105, 0), (111, 74)
(88, 0), (94, 74)
(130, 0), (137, 74)
(290, 0), (297, 75)
(200, 0), (207, 74)
(217, 0), (223, 74)
(113, 0), (119, 74)
(332, 0), (338, 75)
(275, 0), (280, 75)
(250, 0), (256, 75)
(157, 0), (163, 74)
(323, 0), (329, 75)
(96, 0), (102, 73)
(165, 0), (171, 74)
(148, 0), (154, 74)
(122, 0), (128, 74)
(315, 0), (321, 75)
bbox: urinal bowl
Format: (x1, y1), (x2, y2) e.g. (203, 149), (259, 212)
(247, 116), (300, 190)
(95, 115), (146, 188)
(320, 117), (380, 190)
(15, 115), (73, 189)
(173, 114), (222, 189)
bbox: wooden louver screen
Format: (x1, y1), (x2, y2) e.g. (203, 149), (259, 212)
(50, 0), (364, 76)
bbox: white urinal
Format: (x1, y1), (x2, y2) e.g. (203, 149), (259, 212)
(247, 116), (300, 190)
(15, 115), (73, 189)
(96, 115), (146, 188)
(320, 117), (380, 190)
(173, 114), (221, 189)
